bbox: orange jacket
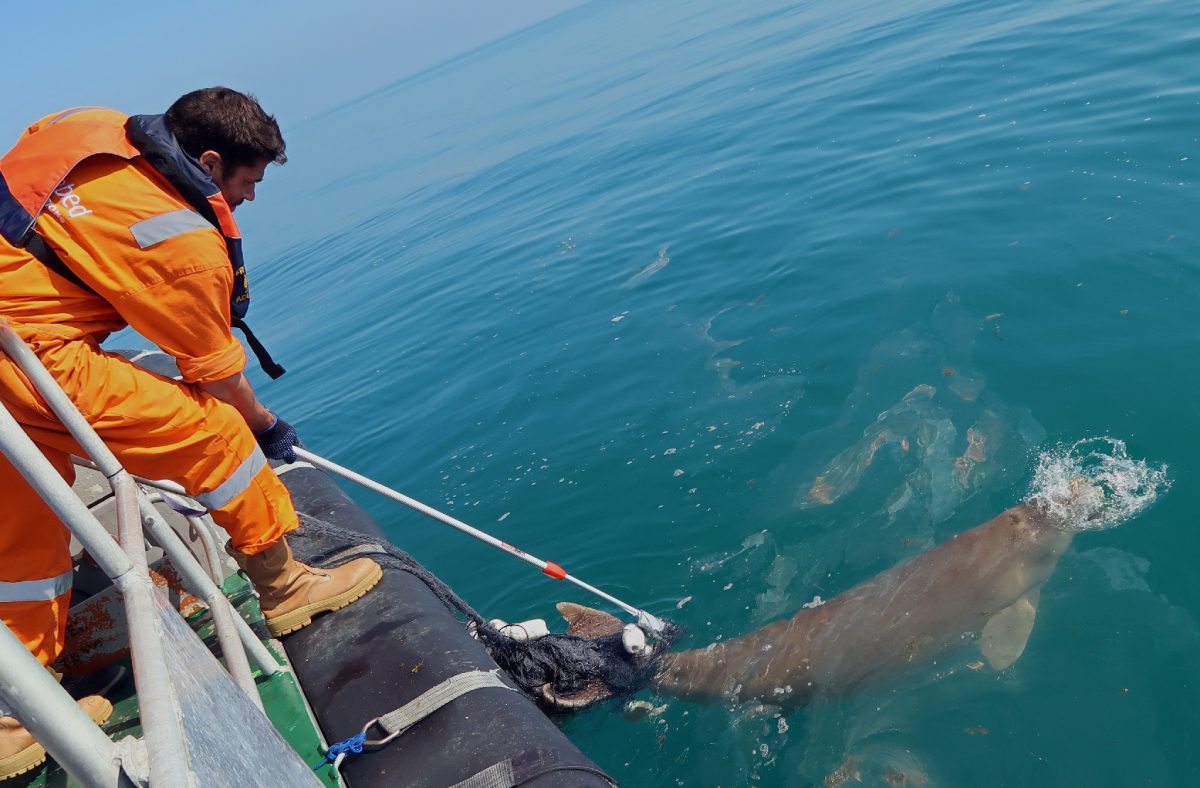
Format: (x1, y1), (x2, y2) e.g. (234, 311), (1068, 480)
(0, 108), (259, 383)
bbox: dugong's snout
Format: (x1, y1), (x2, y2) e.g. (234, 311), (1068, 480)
(1026, 475), (1107, 531)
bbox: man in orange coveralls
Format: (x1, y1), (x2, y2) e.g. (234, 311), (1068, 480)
(0, 87), (382, 779)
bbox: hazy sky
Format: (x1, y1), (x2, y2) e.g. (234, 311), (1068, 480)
(2, 1), (584, 143)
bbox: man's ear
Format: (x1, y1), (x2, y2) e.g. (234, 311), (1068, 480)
(197, 150), (223, 179)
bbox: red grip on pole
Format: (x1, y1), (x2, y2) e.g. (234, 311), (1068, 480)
(542, 561), (567, 580)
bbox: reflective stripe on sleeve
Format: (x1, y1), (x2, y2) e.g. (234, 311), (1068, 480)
(0, 570), (73, 603)
(193, 446), (267, 511)
(129, 208), (213, 249)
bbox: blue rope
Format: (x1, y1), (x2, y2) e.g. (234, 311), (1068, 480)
(311, 731), (367, 770)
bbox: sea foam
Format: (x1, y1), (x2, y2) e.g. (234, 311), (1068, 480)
(1027, 437), (1168, 531)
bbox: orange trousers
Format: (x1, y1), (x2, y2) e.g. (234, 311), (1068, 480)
(0, 335), (297, 665)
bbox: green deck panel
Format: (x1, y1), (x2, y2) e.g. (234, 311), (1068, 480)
(15, 573), (342, 787)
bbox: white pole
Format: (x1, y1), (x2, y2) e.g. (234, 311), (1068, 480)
(291, 447), (667, 633)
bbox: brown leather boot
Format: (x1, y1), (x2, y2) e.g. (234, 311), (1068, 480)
(232, 539), (382, 636)
(0, 696), (112, 781)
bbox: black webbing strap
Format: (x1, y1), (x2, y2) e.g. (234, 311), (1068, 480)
(26, 233), (91, 292)
(231, 317), (286, 379)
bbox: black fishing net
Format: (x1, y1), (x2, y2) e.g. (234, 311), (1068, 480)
(291, 512), (678, 708)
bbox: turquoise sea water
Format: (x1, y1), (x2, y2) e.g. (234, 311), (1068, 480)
(233, 1), (1200, 784)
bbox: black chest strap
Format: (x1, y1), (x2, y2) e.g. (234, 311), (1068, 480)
(27, 235), (286, 379)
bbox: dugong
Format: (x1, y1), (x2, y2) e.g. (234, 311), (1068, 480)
(548, 496), (1086, 709)
(654, 501), (1072, 705)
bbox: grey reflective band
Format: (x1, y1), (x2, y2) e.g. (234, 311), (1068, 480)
(0, 570), (73, 603)
(129, 208), (212, 249)
(47, 106), (106, 126)
(193, 446), (267, 511)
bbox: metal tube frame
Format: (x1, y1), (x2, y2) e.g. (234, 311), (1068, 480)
(74, 455), (188, 497)
(187, 517), (226, 586)
(0, 399), (189, 787)
(77, 456), (284, 680)
(0, 322), (207, 786)
(186, 513), (263, 707)
(136, 496), (281, 679)
(0, 619), (130, 787)
(75, 481), (278, 688)
(110, 472), (192, 788)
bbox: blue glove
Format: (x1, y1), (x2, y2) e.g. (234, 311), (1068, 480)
(255, 413), (301, 463)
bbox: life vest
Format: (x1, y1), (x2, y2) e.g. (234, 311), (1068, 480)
(0, 108), (285, 378)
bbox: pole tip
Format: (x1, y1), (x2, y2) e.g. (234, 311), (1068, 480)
(637, 610), (667, 635)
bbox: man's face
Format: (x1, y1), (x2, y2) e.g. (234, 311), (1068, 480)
(216, 159), (268, 211)
(201, 153), (268, 211)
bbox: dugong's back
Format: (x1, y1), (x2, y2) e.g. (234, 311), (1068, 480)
(656, 504), (1073, 705)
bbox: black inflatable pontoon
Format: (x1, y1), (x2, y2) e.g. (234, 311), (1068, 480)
(276, 463), (614, 787)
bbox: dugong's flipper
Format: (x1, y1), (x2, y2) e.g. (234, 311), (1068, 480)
(540, 603), (629, 710)
(541, 679), (615, 709)
(556, 602), (625, 639)
(979, 588), (1041, 670)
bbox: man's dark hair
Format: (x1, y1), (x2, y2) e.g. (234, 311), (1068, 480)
(165, 87), (287, 170)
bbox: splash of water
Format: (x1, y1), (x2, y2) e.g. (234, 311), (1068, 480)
(1027, 437), (1169, 531)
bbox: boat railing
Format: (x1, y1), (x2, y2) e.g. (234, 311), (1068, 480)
(69, 456), (278, 705)
(0, 319), (321, 787)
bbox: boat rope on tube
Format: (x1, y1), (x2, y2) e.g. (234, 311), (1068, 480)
(292, 447), (669, 634)
(311, 732), (366, 771)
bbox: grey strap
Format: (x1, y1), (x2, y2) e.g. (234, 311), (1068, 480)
(319, 543), (389, 566)
(451, 759), (516, 788)
(367, 669), (514, 743)
(451, 749), (618, 788)
(157, 490), (208, 517)
(365, 675), (617, 788)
